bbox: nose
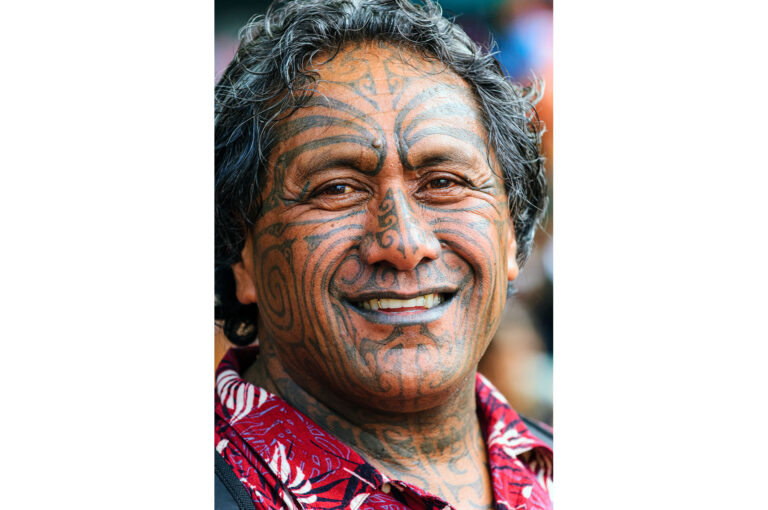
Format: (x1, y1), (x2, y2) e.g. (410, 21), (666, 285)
(360, 188), (441, 270)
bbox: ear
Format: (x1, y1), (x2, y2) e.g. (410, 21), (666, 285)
(507, 222), (520, 282)
(231, 234), (258, 305)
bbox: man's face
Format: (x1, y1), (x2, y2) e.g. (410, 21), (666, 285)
(233, 42), (518, 412)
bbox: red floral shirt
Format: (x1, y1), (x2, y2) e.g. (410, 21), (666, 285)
(215, 348), (553, 509)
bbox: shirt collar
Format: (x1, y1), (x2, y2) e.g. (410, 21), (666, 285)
(216, 347), (552, 507)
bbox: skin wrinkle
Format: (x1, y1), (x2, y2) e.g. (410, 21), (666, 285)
(234, 42), (517, 510)
(259, 93), (389, 215)
(393, 84), (487, 171)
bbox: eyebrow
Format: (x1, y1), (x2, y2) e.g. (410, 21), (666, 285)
(289, 143), (483, 182)
(409, 147), (479, 170)
(294, 153), (372, 182)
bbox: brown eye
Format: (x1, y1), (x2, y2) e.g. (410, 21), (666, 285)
(318, 184), (351, 196)
(428, 178), (453, 189)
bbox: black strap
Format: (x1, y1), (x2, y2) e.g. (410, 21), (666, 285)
(521, 415), (553, 449)
(215, 450), (257, 510)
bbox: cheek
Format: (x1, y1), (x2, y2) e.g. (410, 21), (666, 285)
(283, 223), (365, 331)
(435, 215), (507, 290)
(254, 223), (362, 312)
(303, 223), (365, 289)
(332, 251), (367, 289)
(292, 226), (369, 376)
(253, 239), (301, 337)
(436, 215), (509, 347)
(333, 250), (401, 292)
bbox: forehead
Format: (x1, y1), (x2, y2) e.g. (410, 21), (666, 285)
(270, 41), (489, 169)
(309, 41), (472, 105)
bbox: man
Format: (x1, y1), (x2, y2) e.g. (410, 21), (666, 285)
(214, 1), (551, 508)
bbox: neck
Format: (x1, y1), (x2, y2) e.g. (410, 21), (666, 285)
(244, 341), (494, 509)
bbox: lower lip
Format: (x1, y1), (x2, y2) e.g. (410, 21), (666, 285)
(346, 295), (454, 325)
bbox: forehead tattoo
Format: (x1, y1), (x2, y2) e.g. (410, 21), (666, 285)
(260, 43), (499, 215)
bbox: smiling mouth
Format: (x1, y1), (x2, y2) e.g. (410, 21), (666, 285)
(344, 291), (455, 325)
(344, 291), (456, 325)
(357, 293), (445, 313)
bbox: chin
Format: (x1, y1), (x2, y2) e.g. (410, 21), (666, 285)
(339, 336), (477, 413)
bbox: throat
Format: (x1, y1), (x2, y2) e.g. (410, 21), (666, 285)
(242, 342), (494, 508)
(364, 411), (495, 510)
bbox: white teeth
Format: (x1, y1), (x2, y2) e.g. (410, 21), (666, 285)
(360, 293), (442, 311)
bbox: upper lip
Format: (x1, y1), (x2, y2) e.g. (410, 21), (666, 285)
(344, 287), (458, 303)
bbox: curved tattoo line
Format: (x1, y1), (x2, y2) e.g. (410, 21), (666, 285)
(275, 114), (374, 141)
(303, 231), (364, 387)
(401, 102), (478, 143)
(432, 224), (493, 250)
(393, 84), (474, 168)
(261, 134), (378, 214)
(322, 75), (381, 113)
(317, 43), (382, 112)
(405, 126), (488, 159)
(422, 202), (496, 214)
(252, 209), (365, 245)
(380, 52), (450, 110)
(303, 95), (387, 151)
(260, 94), (393, 216)
(258, 240), (297, 334)
(369, 188), (434, 259)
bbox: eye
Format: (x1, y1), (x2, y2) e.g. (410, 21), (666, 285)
(415, 173), (474, 204)
(427, 178), (453, 189)
(316, 183), (353, 196)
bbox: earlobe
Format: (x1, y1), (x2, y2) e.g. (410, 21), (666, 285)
(231, 234), (258, 305)
(507, 234), (520, 282)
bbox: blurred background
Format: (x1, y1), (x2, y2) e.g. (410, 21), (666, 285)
(215, 0), (553, 425)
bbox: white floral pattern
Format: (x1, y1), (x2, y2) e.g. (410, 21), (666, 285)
(268, 442), (317, 508)
(488, 419), (537, 458)
(216, 368), (268, 424)
(349, 493), (370, 510)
